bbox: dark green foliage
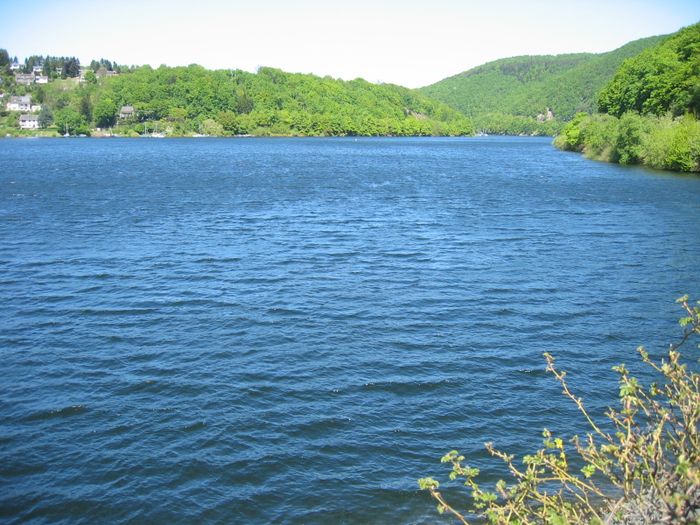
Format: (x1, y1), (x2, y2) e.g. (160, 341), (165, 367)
(0, 48), (9, 74)
(79, 93), (92, 122)
(598, 23), (700, 117)
(420, 36), (665, 135)
(38, 106), (53, 128)
(53, 107), (89, 136)
(93, 98), (117, 128)
(61, 58), (80, 78)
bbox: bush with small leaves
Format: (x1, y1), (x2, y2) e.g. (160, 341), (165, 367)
(420, 296), (700, 524)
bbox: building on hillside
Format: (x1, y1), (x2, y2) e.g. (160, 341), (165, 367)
(6, 95), (32, 112)
(19, 114), (40, 129)
(14, 73), (35, 85)
(119, 105), (135, 119)
(95, 67), (118, 79)
(32, 65), (44, 74)
(537, 107), (555, 122)
(10, 60), (21, 71)
(35, 75), (49, 84)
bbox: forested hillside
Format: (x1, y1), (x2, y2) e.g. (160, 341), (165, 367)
(420, 35), (664, 135)
(0, 61), (473, 137)
(555, 23), (700, 172)
(598, 23), (700, 117)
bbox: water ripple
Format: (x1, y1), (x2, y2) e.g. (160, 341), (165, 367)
(1, 136), (699, 524)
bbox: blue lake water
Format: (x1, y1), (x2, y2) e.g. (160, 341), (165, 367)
(1, 136), (699, 524)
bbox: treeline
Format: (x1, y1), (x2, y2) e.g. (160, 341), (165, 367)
(420, 35), (664, 136)
(1, 56), (474, 136)
(0, 48), (127, 80)
(474, 113), (560, 136)
(554, 22), (700, 172)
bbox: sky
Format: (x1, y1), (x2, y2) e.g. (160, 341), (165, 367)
(1, 0), (698, 88)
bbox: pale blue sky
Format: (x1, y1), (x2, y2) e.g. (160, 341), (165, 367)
(1, 0), (697, 87)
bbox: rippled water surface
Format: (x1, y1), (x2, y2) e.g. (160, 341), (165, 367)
(1, 137), (699, 524)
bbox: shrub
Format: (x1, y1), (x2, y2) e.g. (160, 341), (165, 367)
(642, 115), (700, 172)
(553, 112), (590, 151)
(419, 296), (700, 524)
(614, 112), (651, 165)
(578, 114), (619, 162)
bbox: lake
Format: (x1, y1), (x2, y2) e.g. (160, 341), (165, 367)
(1, 136), (699, 524)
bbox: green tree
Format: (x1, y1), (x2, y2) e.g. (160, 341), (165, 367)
(236, 92), (254, 114)
(61, 58), (80, 78)
(78, 93), (92, 122)
(614, 112), (651, 164)
(598, 23), (700, 117)
(54, 107), (88, 135)
(200, 118), (224, 135)
(38, 106), (53, 128)
(217, 110), (240, 133)
(93, 98), (117, 128)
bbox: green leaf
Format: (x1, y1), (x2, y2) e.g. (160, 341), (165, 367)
(581, 464), (596, 478)
(417, 477), (439, 490)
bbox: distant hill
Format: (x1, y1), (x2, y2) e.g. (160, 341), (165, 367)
(420, 35), (665, 134)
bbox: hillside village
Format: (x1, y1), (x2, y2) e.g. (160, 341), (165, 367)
(0, 50), (128, 135)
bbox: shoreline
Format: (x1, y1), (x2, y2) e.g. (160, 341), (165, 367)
(2, 132), (554, 139)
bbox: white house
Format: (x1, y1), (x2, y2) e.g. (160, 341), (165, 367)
(35, 76), (49, 84)
(10, 60), (21, 71)
(32, 65), (44, 74)
(19, 114), (40, 129)
(6, 95), (32, 112)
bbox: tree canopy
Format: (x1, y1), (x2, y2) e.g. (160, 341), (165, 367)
(598, 22), (700, 117)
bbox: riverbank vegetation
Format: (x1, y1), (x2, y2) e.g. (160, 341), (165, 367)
(420, 296), (700, 524)
(554, 112), (700, 172)
(553, 22), (700, 172)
